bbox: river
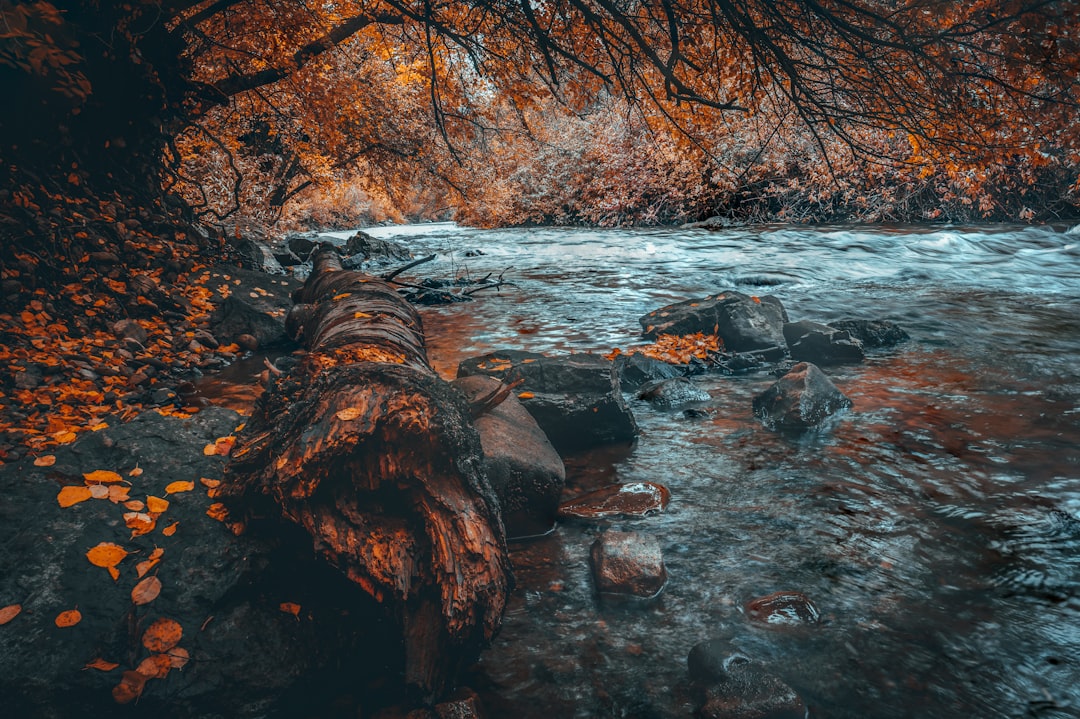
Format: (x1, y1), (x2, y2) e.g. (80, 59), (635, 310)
(314, 223), (1080, 717)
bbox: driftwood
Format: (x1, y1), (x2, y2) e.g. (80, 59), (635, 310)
(222, 243), (511, 699)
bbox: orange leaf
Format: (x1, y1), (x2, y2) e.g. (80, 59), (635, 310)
(57, 485), (92, 508)
(279, 602), (301, 619)
(164, 480), (194, 494)
(136, 548), (164, 578)
(83, 469), (123, 484)
(202, 443), (217, 456)
(205, 503), (228, 522)
(112, 670), (146, 705)
(135, 653), (172, 679)
(162, 521), (179, 537)
(335, 407), (363, 421)
(517, 392), (535, 399)
(214, 436), (236, 456)
(89, 484), (109, 499)
(33, 455), (56, 467)
(84, 657), (120, 671)
(131, 576), (161, 605)
(146, 496), (169, 514)
(0, 604), (22, 625)
(55, 609), (82, 627)
(129, 467), (143, 477)
(167, 646), (190, 669)
(86, 542), (128, 569)
(55, 431), (77, 444)
(199, 478), (221, 489)
(142, 617), (182, 652)
(124, 511), (156, 536)
(108, 485), (131, 503)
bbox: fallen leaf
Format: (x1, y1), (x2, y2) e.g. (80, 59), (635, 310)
(146, 496), (169, 514)
(129, 467), (143, 477)
(89, 484), (109, 499)
(214, 436), (236, 456)
(55, 431), (77, 444)
(55, 609), (82, 627)
(199, 478), (221, 489)
(112, 670), (146, 704)
(142, 617), (183, 652)
(167, 646), (190, 669)
(83, 469), (123, 484)
(336, 407), (363, 421)
(164, 480), (194, 494)
(84, 657), (120, 671)
(136, 548), (164, 578)
(57, 485), (92, 507)
(205, 503), (228, 522)
(517, 391), (535, 399)
(131, 576), (161, 605)
(202, 443), (217, 456)
(108, 485), (131, 503)
(136, 653), (172, 679)
(0, 604), (22, 625)
(124, 511), (156, 536)
(86, 542), (128, 570)
(162, 521), (179, 536)
(279, 602), (301, 619)
(33, 455), (56, 467)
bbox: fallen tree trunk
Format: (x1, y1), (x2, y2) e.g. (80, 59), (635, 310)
(222, 243), (511, 699)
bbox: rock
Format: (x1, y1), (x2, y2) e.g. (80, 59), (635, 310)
(287, 234), (318, 260)
(688, 639), (807, 719)
(745, 591), (821, 626)
(434, 688), (486, 719)
(451, 375), (566, 539)
(210, 295), (288, 348)
(752, 362), (852, 431)
(0, 408), (402, 718)
(13, 369), (42, 390)
(782, 320), (865, 365)
(613, 353), (684, 390)
(559, 482), (670, 520)
(589, 531), (667, 599)
(270, 243), (304, 266)
(237, 333), (259, 352)
(640, 291), (788, 351)
(343, 230), (412, 264)
(112, 318), (148, 346)
(636, 377), (711, 409)
(458, 352), (637, 455)
(828, 318), (910, 348)
(150, 387), (176, 404)
(234, 238), (285, 275)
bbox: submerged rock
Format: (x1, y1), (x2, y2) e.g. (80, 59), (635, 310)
(558, 481), (671, 520)
(783, 320), (865, 365)
(688, 639), (807, 719)
(637, 376), (711, 409)
(451, 375), (565, 539)
(639, 291), (788, 351)
(752, 362), (852, 430)
(459, 352), (637, 455)
(745, 591), (821, 626)
(828, 318), (910, 349)
(590, 531), (667, 599)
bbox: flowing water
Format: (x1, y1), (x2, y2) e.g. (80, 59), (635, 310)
(274, 224), (1080, 717)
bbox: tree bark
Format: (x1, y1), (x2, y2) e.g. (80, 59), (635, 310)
(222, 244), (510, 700)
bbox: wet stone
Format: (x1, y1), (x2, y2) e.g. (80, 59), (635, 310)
(745, 591), (821, 626)
(828, 318), (909, 349)
(783, 320), (865, 365)
(590, 531), (667, 599)
(752, 362), (852, 431)
(688, 639), (807, 719)
(640, 291), (788, 351)
(559, 482), (670, 520)
(613, 353), (684, 390)
(636, 376), (711, 409)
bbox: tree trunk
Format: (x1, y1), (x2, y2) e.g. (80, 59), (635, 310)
(222, 244), (511, 699)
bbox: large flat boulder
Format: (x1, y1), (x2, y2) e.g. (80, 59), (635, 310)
(783, 320), (865, 365)
(458, 352), (638, 455)
(639, 291), (788, 351)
